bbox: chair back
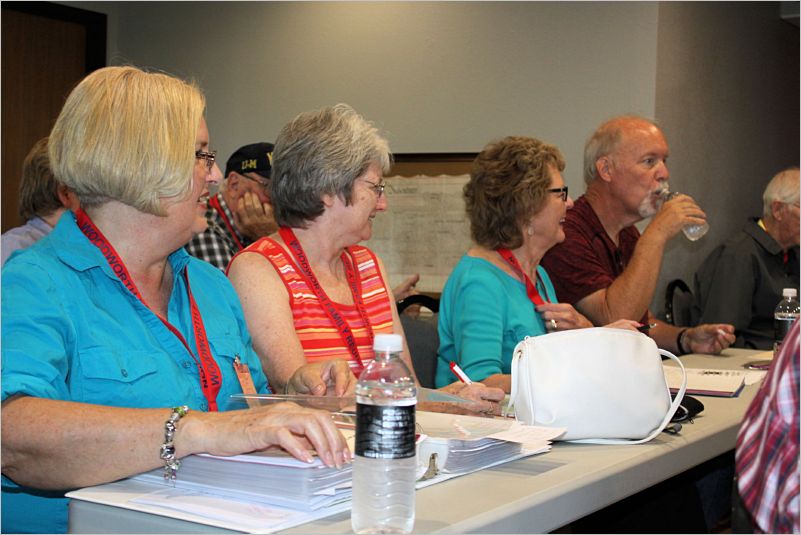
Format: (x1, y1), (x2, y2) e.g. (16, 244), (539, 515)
(665, 279), (694, 326)
(400, 313), (440, 389)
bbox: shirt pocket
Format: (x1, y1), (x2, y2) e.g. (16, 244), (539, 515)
(208, 334), (260, 404)
(74, 348), (160, 406)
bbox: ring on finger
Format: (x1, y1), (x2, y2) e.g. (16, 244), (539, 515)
(549, 318), (558, 330)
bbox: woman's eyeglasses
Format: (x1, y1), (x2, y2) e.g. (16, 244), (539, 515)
(195, 150), (217, 172)
(547, 186), (569, 202)
(359, 178), (386, 198)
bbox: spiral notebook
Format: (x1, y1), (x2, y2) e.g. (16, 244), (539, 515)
(663, 366), (746, 397)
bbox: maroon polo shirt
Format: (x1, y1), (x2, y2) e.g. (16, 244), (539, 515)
(542, 195), (647, 323)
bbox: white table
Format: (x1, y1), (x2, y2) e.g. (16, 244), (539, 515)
(68, 348), (766, 534)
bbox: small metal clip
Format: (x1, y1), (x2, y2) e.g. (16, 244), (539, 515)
(420, 453), (439, 481)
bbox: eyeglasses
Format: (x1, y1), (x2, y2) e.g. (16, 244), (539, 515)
(240, 172), (270, 190)
(359, 178), (386, 198)
(195, 150), (217, 172)
(547, 186), (569, 202)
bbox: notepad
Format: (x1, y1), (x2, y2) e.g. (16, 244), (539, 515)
(663, 366), (746, 397)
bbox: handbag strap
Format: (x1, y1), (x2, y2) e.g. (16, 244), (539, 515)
(570, 349), (687, 445)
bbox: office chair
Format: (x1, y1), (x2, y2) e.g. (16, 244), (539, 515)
(665, 279), (694, 326)
(398, 295), (440, 389)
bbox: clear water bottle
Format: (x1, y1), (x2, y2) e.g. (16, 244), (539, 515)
(774, 288), (800, 355)
(351, 334), (417, 534)
(658, 190), (709, 241)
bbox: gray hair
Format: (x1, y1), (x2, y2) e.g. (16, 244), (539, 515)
(763, 167), (800, 219)
(583, 115), (660, 185)
(271, 103), (391, 228)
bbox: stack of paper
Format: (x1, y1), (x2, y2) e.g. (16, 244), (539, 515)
(416, 411), (564, 475)
(133, 449), (351, 510)
(663, 366), (746, 397)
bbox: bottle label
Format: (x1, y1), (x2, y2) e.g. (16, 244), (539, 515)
(775, 316), (795, 341)
(355, 403), (416, 459)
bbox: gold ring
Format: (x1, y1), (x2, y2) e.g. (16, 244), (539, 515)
(549, 319), (558, 330)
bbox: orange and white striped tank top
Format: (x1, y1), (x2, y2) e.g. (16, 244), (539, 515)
(243, 237), (394, 372)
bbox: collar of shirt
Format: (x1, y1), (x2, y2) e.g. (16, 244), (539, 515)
(745, 217), (783, 256)
(50, 211), (192, 280)
(211, 192), (248, 246)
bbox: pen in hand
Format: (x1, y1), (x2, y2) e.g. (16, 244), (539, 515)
(449, 362), (473, 384)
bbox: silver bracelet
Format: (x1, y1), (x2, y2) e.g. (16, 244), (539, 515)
(160, 405), (189, 484)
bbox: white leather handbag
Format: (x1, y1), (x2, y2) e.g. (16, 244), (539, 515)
(509, 327), (687, 444)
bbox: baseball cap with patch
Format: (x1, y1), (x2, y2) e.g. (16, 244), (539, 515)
(225, 142), (274, 179)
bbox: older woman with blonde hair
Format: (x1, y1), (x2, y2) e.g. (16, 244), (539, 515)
(1, 67), (348, 534)
(435, 136), (639, 393)
(227, 104), (503, 410)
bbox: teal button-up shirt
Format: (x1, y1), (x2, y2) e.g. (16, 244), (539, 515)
(2, 212), (269, 533)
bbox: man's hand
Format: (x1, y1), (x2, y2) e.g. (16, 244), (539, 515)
(684, 323), (736, 355)
(645, 193), (706, 243)
(234, 191), (278, 240)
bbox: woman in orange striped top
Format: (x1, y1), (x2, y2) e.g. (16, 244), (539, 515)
(228, 104), (503, 412)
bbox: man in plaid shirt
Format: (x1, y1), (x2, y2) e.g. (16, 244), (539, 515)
(186, 142), (278, 270)
(734, 318), (800, 533)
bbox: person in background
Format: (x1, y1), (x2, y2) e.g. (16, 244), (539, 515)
(184, 141), (421, 301)
(541, 115), (735, 356)
(227, 103), (503, 412)
(692, 167), (800, 349)
(733, 318), (799, 533)
(434, 136), (639, 392)
(1, 137), (80, 266)
(186, 142), (278, 270)
(1, 66), (348, 535)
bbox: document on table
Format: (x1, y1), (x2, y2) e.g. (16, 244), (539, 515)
(416, 411), (565, 476)
(663, 366), (746, 397)
(67, 412), (563, 533)
(67, 479), (351, 534)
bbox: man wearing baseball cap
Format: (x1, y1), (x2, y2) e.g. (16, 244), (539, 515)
(186, 142), (278, 270)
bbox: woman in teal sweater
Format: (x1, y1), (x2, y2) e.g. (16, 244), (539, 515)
(435, 137), (637, 392)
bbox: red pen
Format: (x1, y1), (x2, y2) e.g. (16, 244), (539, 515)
(449, 361), (473, 384)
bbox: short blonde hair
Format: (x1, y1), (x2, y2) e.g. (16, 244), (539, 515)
(49, 66), (205, 215)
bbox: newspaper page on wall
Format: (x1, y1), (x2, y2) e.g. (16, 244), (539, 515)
(366, 174), (472, 294)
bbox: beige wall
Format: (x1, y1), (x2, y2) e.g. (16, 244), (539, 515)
(63, 1), (660, 191)
(60, 1), (799, 317)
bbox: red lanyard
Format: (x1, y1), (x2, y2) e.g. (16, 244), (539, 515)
(497, 248), (550, 307)
(279, 227), (373, 373)
(76, 209), (222, 411)
(209, 195), (244, 251)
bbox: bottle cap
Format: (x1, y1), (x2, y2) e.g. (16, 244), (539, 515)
(782, 288), (797, 298)
(373, 333), (403, 352)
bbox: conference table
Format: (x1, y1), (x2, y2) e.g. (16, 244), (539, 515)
(68, 348), (766, 534)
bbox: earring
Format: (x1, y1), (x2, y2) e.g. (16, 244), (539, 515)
(527, 226), (534, 236)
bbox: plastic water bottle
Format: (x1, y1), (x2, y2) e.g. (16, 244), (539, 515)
(774, 288), (800, 355)
(351, 334), (417, 534)
(658, 190), (709, 241)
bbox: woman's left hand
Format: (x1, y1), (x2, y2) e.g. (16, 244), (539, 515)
(286, 359), (357, 397)
(437, 381), (505, 416)
(535, 303), (594, 331)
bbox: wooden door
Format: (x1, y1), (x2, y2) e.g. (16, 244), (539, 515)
(1, 2), (105, 232)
